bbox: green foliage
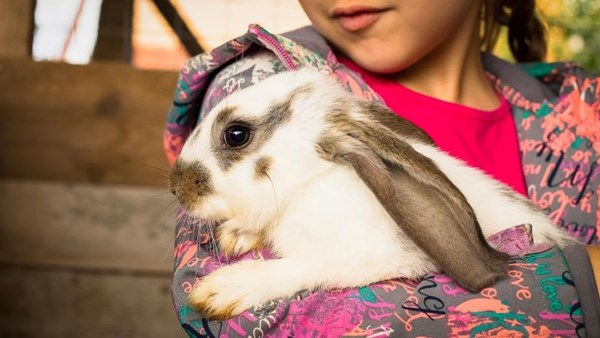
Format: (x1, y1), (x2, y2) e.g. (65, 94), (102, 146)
(493, 0), (599, 72)
(544, 0), (600, 72)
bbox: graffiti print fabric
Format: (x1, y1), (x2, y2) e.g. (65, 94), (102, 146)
(165, 25), (600, 337)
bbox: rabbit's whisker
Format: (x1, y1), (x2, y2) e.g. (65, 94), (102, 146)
(142, 162), (172, 179)
(265, 172), (281, 223)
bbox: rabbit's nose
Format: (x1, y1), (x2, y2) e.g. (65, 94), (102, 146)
(170, 160), (214, 205)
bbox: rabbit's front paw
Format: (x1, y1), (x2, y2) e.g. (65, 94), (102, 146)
(216, 221), (264, 257)
(188, 261), (270, 320)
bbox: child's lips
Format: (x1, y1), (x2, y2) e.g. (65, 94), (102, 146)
(332, 6), (389, 32)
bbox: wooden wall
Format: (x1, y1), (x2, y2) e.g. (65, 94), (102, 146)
(0, 58), (177, 186)
(0, 0), (33, 58)
(0, 181), (185, 338)
(0, 1), (188, 335)
(0, 59), (187, 337)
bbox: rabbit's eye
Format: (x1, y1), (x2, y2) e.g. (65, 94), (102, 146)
(224, 124), (252, 148)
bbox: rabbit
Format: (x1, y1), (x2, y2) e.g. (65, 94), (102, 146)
(169, 67), (572, 320)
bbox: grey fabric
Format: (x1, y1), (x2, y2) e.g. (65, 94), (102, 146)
(282, 26), (332, 60)
(482, 53), (557, 102)
(563, 244), (600, 337)
(168, 24), (600, 336)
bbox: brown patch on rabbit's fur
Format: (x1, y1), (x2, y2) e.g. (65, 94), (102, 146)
(254, 156), (273, 180)
(317, 103), (509, 292)
(189, 290), (241, 321)
(358, 101), (435, 145)
(170, 161), (214, 208)
(217, 226), (265, 257)
(324, 106), (481, 227)
(210, 97), (296, 172)
(207, 83), (314, 172)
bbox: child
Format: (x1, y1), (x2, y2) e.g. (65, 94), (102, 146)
(165, 0), (600, 336)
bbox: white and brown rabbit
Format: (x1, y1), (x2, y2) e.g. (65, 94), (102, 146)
(170, 68), (571, 320)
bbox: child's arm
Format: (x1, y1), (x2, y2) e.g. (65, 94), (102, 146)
(587, 246), (600, 296)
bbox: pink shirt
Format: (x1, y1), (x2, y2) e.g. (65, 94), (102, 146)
(341, 59), (527, 196)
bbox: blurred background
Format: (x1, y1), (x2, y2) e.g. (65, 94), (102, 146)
(0, 1), (597, 337)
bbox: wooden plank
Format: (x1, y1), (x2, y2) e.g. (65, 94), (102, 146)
(0, 57), (178, 186)
(93, 0), (134, 62)
(151, 0), (204, 56)
(0, 265), (187, 338)
(0, 180), (178, 273)
(0, 0), (34, 58)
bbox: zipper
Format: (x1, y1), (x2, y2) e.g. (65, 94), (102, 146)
(249, 24), (297, 71)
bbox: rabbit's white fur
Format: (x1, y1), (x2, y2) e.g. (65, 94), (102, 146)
(173, 68), (571, 320)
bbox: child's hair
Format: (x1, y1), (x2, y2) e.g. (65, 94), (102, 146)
(481, 0), (547, 62)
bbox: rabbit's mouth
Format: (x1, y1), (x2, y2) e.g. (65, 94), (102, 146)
(185, 205), (221, 221)
(170, 184), (228, 222)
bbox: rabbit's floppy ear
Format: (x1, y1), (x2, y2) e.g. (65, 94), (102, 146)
(319, 101), (509, 291)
